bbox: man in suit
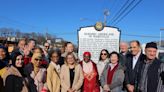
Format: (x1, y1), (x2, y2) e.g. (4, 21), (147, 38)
(125, 40), (145, 92)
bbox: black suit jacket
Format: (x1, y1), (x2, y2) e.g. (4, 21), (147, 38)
(124, 53), (145, 86)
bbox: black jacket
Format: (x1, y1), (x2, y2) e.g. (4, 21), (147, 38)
(124, 53), (145, 90)
(5, 75), (25, 92)
(119, 51), (131, 69)
(139, 58), (162, 92)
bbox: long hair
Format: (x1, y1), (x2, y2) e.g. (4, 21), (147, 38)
(99, 49), (110, 61)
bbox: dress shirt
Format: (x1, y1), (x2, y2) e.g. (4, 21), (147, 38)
(132, 51), (141, 69)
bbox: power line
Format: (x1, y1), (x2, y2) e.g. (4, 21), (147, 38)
(110, 0), (137, 25)
(106, 0), (119, 24)
(113, 0), (143, 26)
(108, 0), (119, 13)
(109, 0), (130, 24)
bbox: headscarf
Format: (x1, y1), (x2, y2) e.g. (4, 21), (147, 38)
(11, 52), (25, 77)
(0, 46), (10, 69)
(83, 52), (91, 57)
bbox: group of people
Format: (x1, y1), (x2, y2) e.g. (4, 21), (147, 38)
(119, 41), (164, 92)
(0, 38), (164, 92)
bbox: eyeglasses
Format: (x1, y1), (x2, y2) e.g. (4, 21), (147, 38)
(101, 53), (107, 55)
(35, 58), (42, 61)
(45, 46), (49, 48)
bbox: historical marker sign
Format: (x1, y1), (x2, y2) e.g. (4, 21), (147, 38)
(78, 26), (120, 63)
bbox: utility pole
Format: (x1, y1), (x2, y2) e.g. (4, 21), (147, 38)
(104, 9), (109, 26)
(160, 28), (164, 47)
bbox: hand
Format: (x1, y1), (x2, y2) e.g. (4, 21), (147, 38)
(41, 86), (48, 92)
(67, 88), (71, 92)
(160, 71), (164, 85)
(103, 84), (110, 91)
(67, 88), (75, 92)
(127, 84), (134, 92)
(71, 89), (75, 92)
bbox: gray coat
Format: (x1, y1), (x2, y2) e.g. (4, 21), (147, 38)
(100, 63), (125, 92)
(156, 63), (164, 92)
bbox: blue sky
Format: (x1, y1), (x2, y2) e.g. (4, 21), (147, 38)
(0, 0), (164, 45)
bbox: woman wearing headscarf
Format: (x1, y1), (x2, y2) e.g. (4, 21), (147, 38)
(79, 52), (100, 92)
(2, 52), (28, 92)
(60, 52), (84, 92)
(0, 46), (10, 73)
(0, 46), (10, 92)
(100, 51), (124, 92)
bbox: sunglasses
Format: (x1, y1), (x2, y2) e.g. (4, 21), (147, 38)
(35, 58), (42, 61)
(101, 53), (107, 55)
(45, 46), (49, 48)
